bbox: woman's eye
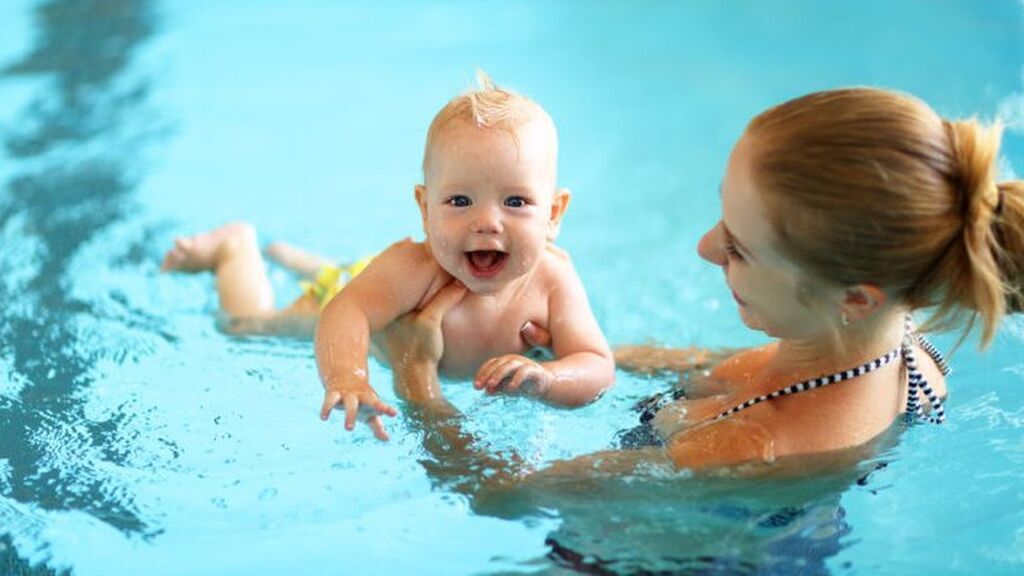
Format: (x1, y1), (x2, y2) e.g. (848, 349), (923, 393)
(724, 240), (744, 261)
(447, 195), (471, 207)
(504, 196), (528, 208)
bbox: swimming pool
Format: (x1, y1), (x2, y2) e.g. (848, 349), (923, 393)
(1, 0), (1022, 574)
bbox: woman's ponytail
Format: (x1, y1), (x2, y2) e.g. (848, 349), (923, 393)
(928, 120), (1023, 346)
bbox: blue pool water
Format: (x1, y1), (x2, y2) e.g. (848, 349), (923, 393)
(0, 1), (1022, 574)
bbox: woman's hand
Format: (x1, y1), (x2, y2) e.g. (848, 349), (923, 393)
(374, 281), (468, 407)
(376, 281), (555, 405)
(519, 321), (552, 350)
(379, 281), (468, 371)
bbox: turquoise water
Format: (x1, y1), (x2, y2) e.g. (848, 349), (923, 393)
(0, 0), (1022, 574)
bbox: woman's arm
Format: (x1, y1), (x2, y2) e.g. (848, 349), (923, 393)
(383, 292), (679, 491)
(379, 282), (531, 495)
(378, 281), (465, 413)
(614, 345), (733, 375)
(383, 290), (781, 496)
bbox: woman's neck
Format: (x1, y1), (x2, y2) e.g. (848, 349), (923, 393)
(769, 308), (907, 380)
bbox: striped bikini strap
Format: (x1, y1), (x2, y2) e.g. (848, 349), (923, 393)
(916, 333), (951, 376)
(902, 316), (947, 424)
(714, 346), (902, 421)
(713, 315), (951, 424)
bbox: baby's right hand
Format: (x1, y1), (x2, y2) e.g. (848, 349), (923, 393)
(320, 375), (398, 441)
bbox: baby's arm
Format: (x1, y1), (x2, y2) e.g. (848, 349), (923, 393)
(539, 260), (615, 406)
(315, 240), (440, 438)
(476, 253), (614, 407)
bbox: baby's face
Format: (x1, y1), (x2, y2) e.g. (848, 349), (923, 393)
(418, 117), (560, 295)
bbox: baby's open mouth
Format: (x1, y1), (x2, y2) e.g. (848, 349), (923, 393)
(466, 250), (508, 279)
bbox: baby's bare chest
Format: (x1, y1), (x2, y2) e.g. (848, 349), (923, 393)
(437, 293), (549, 379)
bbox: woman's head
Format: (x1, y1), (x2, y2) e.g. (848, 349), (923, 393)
(731, 88), (1022, 346)
(699, 136), (842, 340)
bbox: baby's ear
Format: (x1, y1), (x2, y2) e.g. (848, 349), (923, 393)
(547, 188), (571, 242)
(414, 185), (429, 229)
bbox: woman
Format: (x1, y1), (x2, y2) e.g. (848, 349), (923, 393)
(383, 87), (1023, 475)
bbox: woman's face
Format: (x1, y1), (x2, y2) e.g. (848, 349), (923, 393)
(698, 134), (839, 340)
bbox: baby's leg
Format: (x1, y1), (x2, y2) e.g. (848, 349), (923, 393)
(266, 242), (335, 280)
(219, 293), (319, 336)
(162, 222), (274, 317)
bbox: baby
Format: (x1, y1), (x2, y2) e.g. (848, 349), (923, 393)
(163, 73), (615, 440)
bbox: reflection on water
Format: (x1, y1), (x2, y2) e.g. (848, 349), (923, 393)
(0, 1), (1018, 573)
(513, 453), (895, 575)
(0, 0), (161, 569)
(412, 399), (901, 575)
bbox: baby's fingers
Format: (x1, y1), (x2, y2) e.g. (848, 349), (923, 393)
(479, 357), (519, 393)
(363, 396), (398, 417)
(343, 394), (361, 431)
(320, 390), (343, 421)
(474, 357), (504, 390)
(368, 415), (390, 442)
(488, 360), (527, 393)
(505, 364), (540, 394)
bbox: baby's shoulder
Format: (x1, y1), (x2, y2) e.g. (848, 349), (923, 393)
(538, 243), (578, 277)
(379, 237), (429, 260)
(533, 243), (584, 293)
(375, 238), (456, 310)
(376, 238), (438, 272)
(374, 238), (448, 288)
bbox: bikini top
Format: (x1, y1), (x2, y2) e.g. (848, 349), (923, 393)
(639, 315), (951, 426)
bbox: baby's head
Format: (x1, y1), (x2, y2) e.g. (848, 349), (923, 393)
(415, 72), (570, 294)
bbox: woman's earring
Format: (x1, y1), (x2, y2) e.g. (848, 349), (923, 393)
(841, 312), (850, 326)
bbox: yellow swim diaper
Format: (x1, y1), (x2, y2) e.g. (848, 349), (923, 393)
(300, 255), (375, 309)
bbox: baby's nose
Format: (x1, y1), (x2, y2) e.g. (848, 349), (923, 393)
(471, 207), (503, 234)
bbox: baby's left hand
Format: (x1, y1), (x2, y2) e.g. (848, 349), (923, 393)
(474, 354), (551, 398)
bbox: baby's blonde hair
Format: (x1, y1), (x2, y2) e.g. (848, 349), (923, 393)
(747, 88), (1024, 347)
(422, 70), (555, 176)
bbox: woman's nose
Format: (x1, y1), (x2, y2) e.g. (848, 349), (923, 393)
(697, 222), (727, 266)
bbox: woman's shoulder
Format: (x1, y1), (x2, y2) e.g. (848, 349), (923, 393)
(665, 336), (951, 471)
(709, 343), (777, 381)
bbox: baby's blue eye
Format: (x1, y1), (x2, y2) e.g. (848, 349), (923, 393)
(504, 196), (528, 208)
(447, 195), (471, 207)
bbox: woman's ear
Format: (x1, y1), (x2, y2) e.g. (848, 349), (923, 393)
(547, 188), (571, 242)
(840, 283), (888, 323)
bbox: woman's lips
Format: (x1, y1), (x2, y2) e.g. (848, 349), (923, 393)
(466, 250), (509, 279)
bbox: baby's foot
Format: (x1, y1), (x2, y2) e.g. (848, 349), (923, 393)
(161, 222), (257, 272)
(266, 242), (333, 279)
